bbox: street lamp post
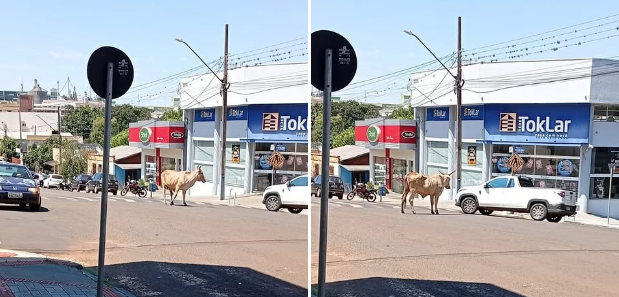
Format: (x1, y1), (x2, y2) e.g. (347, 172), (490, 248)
(404, 17), (463, 194)
(175, 26), (229, 200)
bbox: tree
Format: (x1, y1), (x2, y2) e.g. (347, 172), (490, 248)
(111, 129), (129, 148)
(392, 106), (415, 119)
(23, 138), (66, 173)
(59, 142), (87, 181)
(62, 106), (103, 140)
(111, 104), (151, 135)
(311, 100), (381, 148)
(331, 127), (355, 148)
(161, 109), (183, 121)
(89, 117), (117, 147)
(0, 136), (18, 161)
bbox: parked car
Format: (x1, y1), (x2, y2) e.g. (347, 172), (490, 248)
(0, 163), (41, 211)
(70, 174), (92, 192)
(311, 175), (344, 199)
(262, 175), (309, 214)
(86, 173), (119, 195)
(43, 174), (64, 189)
(455, 176), (578, 222)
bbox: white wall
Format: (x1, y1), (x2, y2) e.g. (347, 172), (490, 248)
(588, 199), (619, 220)
(180, 63), (308, 109)
(390, 149), (415, 161)
(590, 121), (619, 147)
(411, 59), (595, 107)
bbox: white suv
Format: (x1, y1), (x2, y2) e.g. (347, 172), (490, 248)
(43, 174), (65, 189)
(262, 175), (309, 214)
(455, 176), (578, 222)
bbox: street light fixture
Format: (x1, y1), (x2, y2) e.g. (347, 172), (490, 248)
(174, 38), (223, 82)
(404, 18), (464, 194)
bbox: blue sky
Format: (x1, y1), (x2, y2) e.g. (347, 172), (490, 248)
(311, 0), (619, 104)
(0, 0), (307, 107)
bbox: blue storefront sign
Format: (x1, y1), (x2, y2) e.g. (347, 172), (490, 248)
(484, 103), (591, 144)
(194, 108), (216, 122)
(247, 103), (308, 142)
(462, 105), (484, 120)
(227, 106), (248, 121)
(427, 107), (449, 121)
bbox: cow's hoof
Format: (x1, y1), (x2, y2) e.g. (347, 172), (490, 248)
(436, 211), (440, 215)
(170, 202), (175, 206)
(400, 210), (405, 214)
(431, 211), (435, 215)
(183, 203), (188, 206)
(412, 211), (416, 214)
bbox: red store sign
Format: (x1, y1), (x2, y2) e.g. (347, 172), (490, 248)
(128, 121), (185, 149)
(355, 124), (417, 147)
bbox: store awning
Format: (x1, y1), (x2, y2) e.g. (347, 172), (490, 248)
(115, 163), (142, 170)
(477, 140), (588, 147)
(340, 164), (370, 172)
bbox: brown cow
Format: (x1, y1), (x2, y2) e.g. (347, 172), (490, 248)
(400, 170), (454, 214)
(161, 166), (207, 206)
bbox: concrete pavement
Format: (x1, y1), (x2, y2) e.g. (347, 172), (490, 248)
(311, 196), (619, 297)
(1, 189), (308, 296)
(0, 249), (133, 297)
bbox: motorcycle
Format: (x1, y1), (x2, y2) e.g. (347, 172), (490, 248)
(346, 183), (377, 202)
(120, 180), (148, 197)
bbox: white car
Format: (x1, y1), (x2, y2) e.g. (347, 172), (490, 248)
(455, 175), (577, 222)
(43, 174), (65, 189)
(262, 175), (309, 214)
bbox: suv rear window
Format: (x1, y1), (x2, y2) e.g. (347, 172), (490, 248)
(52, 175), (63, 179)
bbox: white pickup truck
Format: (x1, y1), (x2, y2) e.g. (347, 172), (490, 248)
(455, 176), (577, 223)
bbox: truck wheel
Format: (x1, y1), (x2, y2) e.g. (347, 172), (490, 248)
(546, 215), (563, 223)
(530, 203), (548, 221)
(460, 197), (478, 214)
(480, 209), (493, 215)
(265, 195), (281, 212)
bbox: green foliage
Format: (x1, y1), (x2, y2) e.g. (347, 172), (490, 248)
(62, 106), (103, 139)
(59, 141), (87, 181)
(62, 105), (151, 142)
(161, 109), (183, 121)
(110, 129), (129, 148)
(331, 127), (356, 148)
(0, 136), (18, 160)
(111, 104), (151, 135)
(88, 117), (118, 147)
(24, 138), (69, 173)
(311, 101), (381, 148)
(391, 106), (415, 119)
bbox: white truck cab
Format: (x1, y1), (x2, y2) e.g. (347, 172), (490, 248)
(455, 175), (577, 222)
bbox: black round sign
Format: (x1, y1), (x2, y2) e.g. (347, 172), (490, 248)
(311, 30), (357, 92)
(87, 46), (134, 100)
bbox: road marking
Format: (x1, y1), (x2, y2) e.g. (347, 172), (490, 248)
(348, 203), (363, 208)
(194, 201), (205, 205)
(122, 198), (136, 203)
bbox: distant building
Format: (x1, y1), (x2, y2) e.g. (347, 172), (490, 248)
(49, 88), (58, 100)
(0, 90), (19, 101)
(171, 97), (180, 109)
(27, 79), (48, 104)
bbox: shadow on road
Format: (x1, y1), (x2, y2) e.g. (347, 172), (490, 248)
(0, 205), (50, 212)
(97, 261), (307, 297)
(313, 277), (525, 297)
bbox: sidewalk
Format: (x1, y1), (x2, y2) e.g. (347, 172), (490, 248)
(145, 190), (266, 208)
(380, 192), (619, 228)
(0, 249), (134, 297)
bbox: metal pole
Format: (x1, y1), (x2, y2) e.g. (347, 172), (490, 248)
(219, 24), (229, 201)
(609, 166), (614, 225)
(96, 62), (114, 297)
(456, 16), (463, 192)
(317, 48), (333, 297)
(18, 109), (22, 140)
(57, 106), (62, 172)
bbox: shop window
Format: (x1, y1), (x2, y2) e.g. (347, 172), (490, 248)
(590, 177), (619, 199)
(461, 169), (482, 187)
(556, 180), (578, 192)
(225, 166), (245, 187)
(161, 157), (176, 171)
(427, 164), (448, 175)
(194, 141), (215, 162)
(297, 143), (309, 153)
(535, 146), (579, 157)
(194, 163), (214, 182)
(493, 144), (534, 155)
(225, 142), (247, 165)
(391, 159), (408, 194)
(591, 147), (619, 174)
(428, 141), (448, 164)
(593, 105), (619, 122)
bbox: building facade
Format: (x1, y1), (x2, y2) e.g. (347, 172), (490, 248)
(411, 58), (619, 219)
(180, 63), (308, 197)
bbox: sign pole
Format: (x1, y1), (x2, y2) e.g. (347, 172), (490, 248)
(96, 62), (114, 297)
(317, 48), (333, 297)
(608, 163), (615, 225)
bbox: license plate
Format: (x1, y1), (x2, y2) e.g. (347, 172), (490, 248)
(7, 192), (23, 199)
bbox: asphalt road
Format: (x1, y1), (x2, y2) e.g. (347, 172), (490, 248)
(311, 197), (619, 297)
(0, 188), (308, 297)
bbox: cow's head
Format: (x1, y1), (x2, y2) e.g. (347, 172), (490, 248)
(196, 165), (206, 183)
(438, 170), (456, 189)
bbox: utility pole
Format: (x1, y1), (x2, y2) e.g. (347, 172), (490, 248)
(57, 81), (60, 100)
(57, 106), (62, 173)
(219, 24), (229, 201)
(456, 16), (463, 192)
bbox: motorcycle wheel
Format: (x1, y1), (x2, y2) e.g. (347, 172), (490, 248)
(138, 188), (147, 197)
(120, 188), (128, 196)
(366, 193), (377, 202)
(346, 192), (355, 200)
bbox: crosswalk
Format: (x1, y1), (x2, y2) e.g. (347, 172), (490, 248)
(311, 198), (404, 210)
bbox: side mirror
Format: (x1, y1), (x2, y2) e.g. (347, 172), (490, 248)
(483, 183), (490, 188)
(33, 174), (39, 180)
(286, 181), (291, 187)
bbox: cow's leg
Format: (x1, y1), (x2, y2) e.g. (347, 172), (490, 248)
(182, 190), (187, 206)
(434, 195), (440, 215)
(430, 195), (435, 214)
(162, 185), (166, 205)
(170, 186), (180, 206)
(400, 187), (409, 214)
(168, 188), (175, 205)
(409, 191), (416, 214)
